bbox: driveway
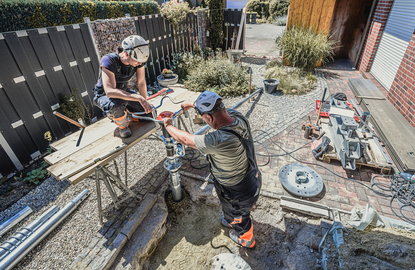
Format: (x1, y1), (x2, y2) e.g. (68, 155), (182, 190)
(244, 24), (285, 57)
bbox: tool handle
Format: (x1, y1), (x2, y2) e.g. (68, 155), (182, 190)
(315, 87), (327, 126)
(53, 111), (86, 128)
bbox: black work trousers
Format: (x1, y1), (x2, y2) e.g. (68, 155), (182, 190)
(214, 172), (261, 237)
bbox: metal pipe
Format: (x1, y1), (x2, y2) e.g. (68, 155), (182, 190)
(0, 189), (90, 270)
(0, 206), (59, 261)
(0, 206), (33, 238)
(194, 87), (264, 135)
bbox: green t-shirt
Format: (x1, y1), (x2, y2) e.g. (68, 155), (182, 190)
(194, 109), (249, 186)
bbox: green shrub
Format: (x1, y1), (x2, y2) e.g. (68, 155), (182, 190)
(269, 0), (290, 19)
(265, 66), (317, 95)
(266, 59), (284, 69)
(184, 57), (249, 97)
(170, 52), (204, 82)
(276, 26), (337, 70)
(246, 0), (269, 18)
(23, 161), (49, 185)
(274, 15), (287, 26)
(0, 0), (160, 32)
(60, 88), (92, 125)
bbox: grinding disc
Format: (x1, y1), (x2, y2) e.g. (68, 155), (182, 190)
(278, 164), (324, 197)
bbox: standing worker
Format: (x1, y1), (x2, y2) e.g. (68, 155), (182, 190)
(93, 35), (153, 138)
(162, 91), (261, 248)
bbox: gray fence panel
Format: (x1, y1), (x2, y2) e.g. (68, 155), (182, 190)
(0, 144), (15, 175)
(0, 34), (48, 152)
(152, 15), (166, 72)
(135, 16), (156, 84)
(156, 15), (169, 69)
(146, 15), (162, 75)
(27, 29), (74, 137)
(79, 24), (100, 78)
(0, 98), (31, 167)
(64, 25), (100, 119)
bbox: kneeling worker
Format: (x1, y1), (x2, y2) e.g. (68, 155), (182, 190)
(93, 35), (153, 138)
(162, 91), (261, 248)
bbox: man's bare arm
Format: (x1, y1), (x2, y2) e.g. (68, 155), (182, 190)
(136, 67), (147, 99)
(101, 67), (152, 112)
(164, 118), (198, 149)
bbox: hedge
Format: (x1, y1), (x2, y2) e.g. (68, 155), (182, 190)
(0, 0), (160, 33)
(246, 0), (269, 19)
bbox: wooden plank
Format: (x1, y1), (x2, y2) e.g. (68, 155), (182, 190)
(301, 0), (315, 28)
(50, 117), (113, 151)
(48, 121), (155, 182)
(45, 118), (116, 164)
(318, 0), (337, 34)
(286, 0), (296, 29)
(309, 0), (324, 32)
(67, 122), (156, 184)
(236, 9), (245, 50)
(291, 0), (304, 28)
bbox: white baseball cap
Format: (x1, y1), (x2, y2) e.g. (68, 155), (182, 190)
(122, 35), (149, 63)
(194, 91), (223, 115)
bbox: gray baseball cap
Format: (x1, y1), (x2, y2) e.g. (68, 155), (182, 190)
(194, 91), (223, 115)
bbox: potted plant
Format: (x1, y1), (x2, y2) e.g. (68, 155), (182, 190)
(162, 68), (174, 78)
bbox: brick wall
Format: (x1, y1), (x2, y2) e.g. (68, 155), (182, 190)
(357, 0), (394, 72)
(387, 31), (415, 127)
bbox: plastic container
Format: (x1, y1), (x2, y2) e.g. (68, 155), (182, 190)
(263, 79), (280, 94)
(398, 172), (415, 182)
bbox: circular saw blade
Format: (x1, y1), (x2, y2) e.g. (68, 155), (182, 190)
(278, 164), (324, 197)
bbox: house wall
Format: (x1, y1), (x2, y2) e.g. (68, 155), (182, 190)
(387, 32), (415, 127)
(286, 0), (336, 35)
(356, 0), (394, 72)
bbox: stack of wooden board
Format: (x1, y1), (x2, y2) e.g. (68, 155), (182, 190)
(348, 79), (415, 173)
(46, 86), (200, 185)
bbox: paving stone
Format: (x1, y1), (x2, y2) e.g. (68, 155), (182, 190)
(355, 187), (368, 202)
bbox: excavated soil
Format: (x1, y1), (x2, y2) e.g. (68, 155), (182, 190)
(146, 183), (415, 270)
(325, 226), (415, 270)
(149, 187), (324, 270)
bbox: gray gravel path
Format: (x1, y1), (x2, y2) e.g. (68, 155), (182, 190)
(0, 56), (325, 269)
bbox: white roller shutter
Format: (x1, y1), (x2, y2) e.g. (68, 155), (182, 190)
(370, 0), (415, 90)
